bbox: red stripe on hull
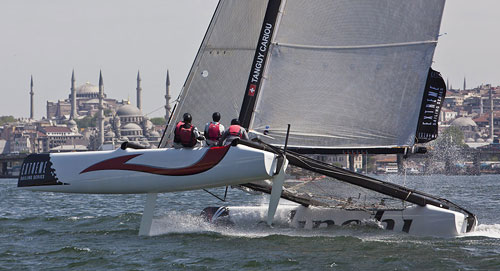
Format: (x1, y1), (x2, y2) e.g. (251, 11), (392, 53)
(80, 146), (231, 176)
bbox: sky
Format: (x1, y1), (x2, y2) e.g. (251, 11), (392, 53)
(0, 0), (499, 119)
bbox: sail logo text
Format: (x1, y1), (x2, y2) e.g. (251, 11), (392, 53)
(19, 161), (47, 181)
(250, 23), (273, 85)
(421, 86), (444, 126)
(21, 161), (47, 176)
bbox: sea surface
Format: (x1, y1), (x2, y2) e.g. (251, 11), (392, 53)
(1, 175), (499, 270)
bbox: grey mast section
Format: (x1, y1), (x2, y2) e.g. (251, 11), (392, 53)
(30, 75), (34, 120)
(98, 70), (105, 147)
(165, 70), (171, 122)
(136, 70), (142, 110)
(70, 69), (77, 120)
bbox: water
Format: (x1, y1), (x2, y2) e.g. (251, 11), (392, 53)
(1, 175), (499, 270)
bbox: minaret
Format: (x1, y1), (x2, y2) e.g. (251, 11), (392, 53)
(165, 70), (172, 122)
(29, 75), (34, 120)
(98, 71), (105, 147)
(490, 88), (494, 141)
(480, 95), (484, 115)
(70, 69), (77, 120)
(136, 70), (142, 110)
(463, 76), (466, 91)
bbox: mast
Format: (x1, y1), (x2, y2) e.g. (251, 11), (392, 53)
(238, 0), (283, 129)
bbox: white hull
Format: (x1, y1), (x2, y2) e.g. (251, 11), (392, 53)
(204, 204), (472, 237)
(17, 143), (476, 237)
(18, 145), (279, 194)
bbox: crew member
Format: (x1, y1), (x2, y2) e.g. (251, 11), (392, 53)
(204, 112), (225, 147)
(219, 118), (249, 145)
(174, 113), (204, 148)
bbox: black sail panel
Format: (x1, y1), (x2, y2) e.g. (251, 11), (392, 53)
(415, 68), (447, 143)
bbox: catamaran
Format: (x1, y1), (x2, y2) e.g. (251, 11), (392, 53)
(18, 0), (477, 237)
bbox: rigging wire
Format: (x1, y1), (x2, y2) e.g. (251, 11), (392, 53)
(203, 186), (229, 202)
(144, 99), (179, 117)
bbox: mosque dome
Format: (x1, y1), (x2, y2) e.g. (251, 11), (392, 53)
(105, 131), (116, 138)
(476, 138), (485, 143)
(149, 130), (161, 137)
(76, 82), (99, 95)
(117, 104), (142, 116)
(450, 117), (477, 127)
(122, 123), (142, 131)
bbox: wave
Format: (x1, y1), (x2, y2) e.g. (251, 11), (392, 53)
(461, 224), (500, 239)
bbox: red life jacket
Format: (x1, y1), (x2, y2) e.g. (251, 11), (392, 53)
(178, 124), (196, 147)
(207, 122), (221, 141)
(228, 125), (243, 138)
(174, 121), (185, 143)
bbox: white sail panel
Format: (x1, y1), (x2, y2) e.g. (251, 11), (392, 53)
(162, 0), (268, 146)
(251, 0), (445, 149)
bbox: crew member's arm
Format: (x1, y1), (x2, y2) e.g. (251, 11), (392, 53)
(241, 128), (249, 140)
(204, 123), (209, 138)
(219, 130), (229, 145)
(219, 124), (225, 136)
(194, 127), (205, 141)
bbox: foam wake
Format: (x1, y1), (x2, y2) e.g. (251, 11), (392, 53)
(462, 224), (500, 239)
(146, 207), (385, 238)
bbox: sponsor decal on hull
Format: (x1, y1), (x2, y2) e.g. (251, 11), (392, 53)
(80, 145), (231, 176)
(18, 154), (67, 187)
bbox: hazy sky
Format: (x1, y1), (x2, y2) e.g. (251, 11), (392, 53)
(1, 0), (499, 119)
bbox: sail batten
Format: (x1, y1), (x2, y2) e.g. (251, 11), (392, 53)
(205, 47), (256, 51)
(275, 40), (438, 50)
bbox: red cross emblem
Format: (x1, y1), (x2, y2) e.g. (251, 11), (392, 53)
(248, 84), (256, 96)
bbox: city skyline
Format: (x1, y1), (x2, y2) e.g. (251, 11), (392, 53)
(1, 0), (499, 119)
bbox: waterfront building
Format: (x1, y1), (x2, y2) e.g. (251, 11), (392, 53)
(37, 126), (86, 152)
